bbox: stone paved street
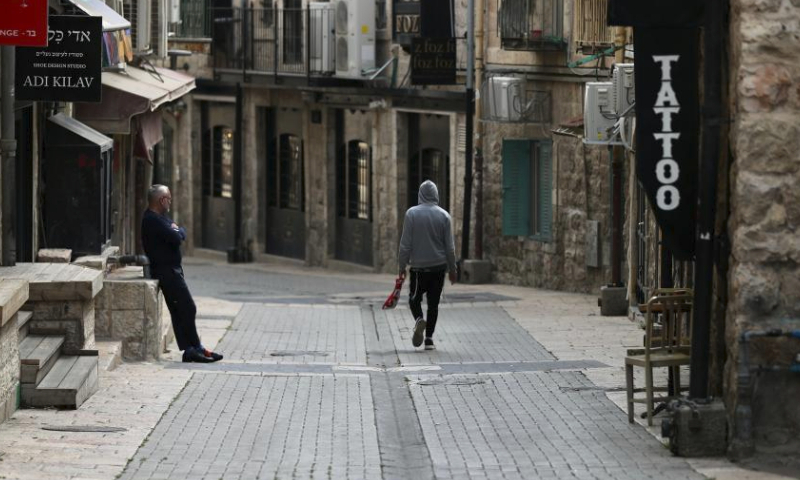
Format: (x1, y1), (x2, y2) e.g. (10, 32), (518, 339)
(0, 257), (788, 480)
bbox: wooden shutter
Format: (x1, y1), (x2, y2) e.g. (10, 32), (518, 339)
(502, 140), (531, 236)
(537, 141), (553, 241)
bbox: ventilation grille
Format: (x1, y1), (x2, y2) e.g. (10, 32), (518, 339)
(336, 36), (348, 72)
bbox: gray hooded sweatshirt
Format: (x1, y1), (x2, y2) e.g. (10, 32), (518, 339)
(398, 180), (457, 273)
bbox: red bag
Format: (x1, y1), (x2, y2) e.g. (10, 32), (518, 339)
(382, 276), (405, 310)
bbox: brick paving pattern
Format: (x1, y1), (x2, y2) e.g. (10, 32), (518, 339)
(119, 373), (381, 480)
(214, 304), (367, 365)
(410, 371), (705, 480)
(382, 306), (555, 365)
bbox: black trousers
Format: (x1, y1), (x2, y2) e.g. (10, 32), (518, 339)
(152, 266), (200, 351)
(408, 267), (446, 338)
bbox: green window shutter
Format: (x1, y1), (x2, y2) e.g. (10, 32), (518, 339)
(537, 141), (553, 241)
(502, 140), (531, 236)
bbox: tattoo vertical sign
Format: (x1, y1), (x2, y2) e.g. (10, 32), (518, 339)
(15, 16), (102, 102)
(634, 28), (699, 260)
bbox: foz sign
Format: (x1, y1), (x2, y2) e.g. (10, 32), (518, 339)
(652, 55), (681, 211)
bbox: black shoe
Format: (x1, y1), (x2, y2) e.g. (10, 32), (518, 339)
(182, 349), (214, 363)
(412, 318), (426, 347)
(202, 348), (223, 362)
(424, 338), (435, 351)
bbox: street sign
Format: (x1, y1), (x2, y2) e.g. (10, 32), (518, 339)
(15, 16), (103, 103)
(0, 0), (49, 46)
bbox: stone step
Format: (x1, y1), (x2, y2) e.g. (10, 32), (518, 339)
(21, 353), (99, 409)
(96, 340), (123, 372)
(18, 334), (65, 385)
(16, 310), (33, 341)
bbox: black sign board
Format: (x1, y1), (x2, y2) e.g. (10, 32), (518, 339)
(394, 0), (421, 47)
(411, 37), (456, 85)
(634, 28), (699, 260)
(16, 16), (102, 103)
(420, 0), (454, 38)
(608, 0), (704, 28)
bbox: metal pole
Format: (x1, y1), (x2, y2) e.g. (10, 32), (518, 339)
(460, 0), (475, 262)
(690, 0), (723, 400)
(1, 46), (17, 266)
(234, 83), (243, 252)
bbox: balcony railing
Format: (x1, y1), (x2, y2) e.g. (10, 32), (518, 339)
(210, 6), (342, 77)
(498, 0), (566, 51)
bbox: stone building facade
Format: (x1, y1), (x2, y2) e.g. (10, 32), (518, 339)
(725, 0), (800, 457)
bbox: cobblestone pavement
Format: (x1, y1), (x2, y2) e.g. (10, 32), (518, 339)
(0, 258), (779, 480)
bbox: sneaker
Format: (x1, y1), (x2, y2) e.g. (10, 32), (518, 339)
(424, 338), (435, 350)
(202, 348), (223, 362)
(412, 317), (427, 347)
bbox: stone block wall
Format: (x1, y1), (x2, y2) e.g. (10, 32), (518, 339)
(726, 0), (800, 456)
(0, 314), (19, 424)
(481, 83), (621, 293)
(95, 268), (173, 361)
(28, 300), (96, 353)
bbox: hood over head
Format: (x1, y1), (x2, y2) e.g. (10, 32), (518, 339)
(418, 180), (439, 205)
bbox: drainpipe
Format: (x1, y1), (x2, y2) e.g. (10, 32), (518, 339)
(460, 0), (475, 263)
(473, 0), (485, 260)
(1, 46), (17, 267)
(690, 0), (723, 400)
(609, 27), (627, 288)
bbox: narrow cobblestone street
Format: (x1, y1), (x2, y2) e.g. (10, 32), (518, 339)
(0, 257), (786, 480)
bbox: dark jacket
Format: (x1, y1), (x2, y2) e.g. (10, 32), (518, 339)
(141, 209), (186, 271)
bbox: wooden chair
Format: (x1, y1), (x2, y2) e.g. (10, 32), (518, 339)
(625, 289), (693, 425)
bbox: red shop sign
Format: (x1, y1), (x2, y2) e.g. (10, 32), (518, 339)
(0, 0), (48, 47)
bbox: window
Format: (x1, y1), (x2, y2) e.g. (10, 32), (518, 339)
(212, 126), (234, 198)
(337, 140), (372, 220)
(178, 0), (213, 37)
(267, 133), (304, 210)
(502, 139), (552, 240)
(498, 0), (565, 51)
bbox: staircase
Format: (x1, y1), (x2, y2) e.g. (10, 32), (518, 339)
(17, 311), (99, 409)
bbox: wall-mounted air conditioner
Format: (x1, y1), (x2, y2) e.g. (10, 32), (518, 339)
(584, 82), (622, 145)
(334, 0), (375, 78)
(310, 2), (336, 73)
(612, 63), (635, 116)
(485, 76), (525, 121)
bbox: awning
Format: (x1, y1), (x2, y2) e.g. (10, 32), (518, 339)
(67, 0), (131, 32)
(47, 113), (113, 152)
(74, 66), (195, 134)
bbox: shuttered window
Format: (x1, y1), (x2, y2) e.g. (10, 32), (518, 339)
(502, 139), (553, 241)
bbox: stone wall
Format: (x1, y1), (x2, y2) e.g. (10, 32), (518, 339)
(482, 82), (621, 293)
(28, 301), (96, 353)
(0, 314), (19, 424)
(95, 268), (173, 361)
(726, 0), (800, 456)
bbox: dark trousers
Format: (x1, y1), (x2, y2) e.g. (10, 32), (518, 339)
(408, 267), (446, 338)
(153, 266), (200, 351)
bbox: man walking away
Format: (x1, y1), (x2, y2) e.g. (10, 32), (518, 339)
(398, 180), (457, 350)
(141, 185), (222, 363)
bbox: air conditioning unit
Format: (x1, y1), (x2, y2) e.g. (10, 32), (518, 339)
(485, 76), (525, 121)
(310, 2), (336, 73)
(612, 63), (635, 115)
(584, 82), (622, 145)
(334, 0), (375, 78)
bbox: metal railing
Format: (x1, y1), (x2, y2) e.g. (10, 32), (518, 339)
(210, 6), (341, 77)
(498, 0), (566, 51)
(177, 0), (213, 38)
